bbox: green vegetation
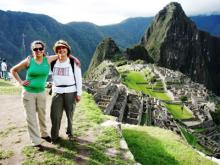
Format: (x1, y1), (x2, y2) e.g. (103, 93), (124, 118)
(0, 149), (14, 160)
(121, 71), (171, 100)
(165, 103), (193, 119)
(140, 112), (148, 125)
(180, 128), (212, 155)
(0, 126), (17, 138)
(0, 79), (21, 95)
(22, 92), (134, 164)
(180, 128), (197, 146)
(122, 126), (215, 165)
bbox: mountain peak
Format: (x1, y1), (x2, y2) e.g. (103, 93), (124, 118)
(86, 38), (120, 75)
(165, 2), (183, 11)
(156, 2), (186, 22)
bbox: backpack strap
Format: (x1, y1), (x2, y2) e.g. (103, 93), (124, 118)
(51, 60), (56, 72)
(70, 58), (76, 85)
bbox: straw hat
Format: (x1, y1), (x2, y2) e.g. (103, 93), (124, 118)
(53, 40), (71, 55)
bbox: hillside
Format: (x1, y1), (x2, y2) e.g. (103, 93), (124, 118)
(0, 9), (220, 72)
(0, 79), (217, 164)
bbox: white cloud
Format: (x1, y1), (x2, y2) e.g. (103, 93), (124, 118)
(0, 0), (219, 25)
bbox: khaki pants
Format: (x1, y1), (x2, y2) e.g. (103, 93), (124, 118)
(22, 91), (49, 145)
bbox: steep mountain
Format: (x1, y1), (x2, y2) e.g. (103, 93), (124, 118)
(140, 2), (220, 95)
(86, 38), (121, 76)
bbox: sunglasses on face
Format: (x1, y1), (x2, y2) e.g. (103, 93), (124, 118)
(33, 47), (44, 51)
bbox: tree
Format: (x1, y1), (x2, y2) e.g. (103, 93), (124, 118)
(179, 95), (187, 112)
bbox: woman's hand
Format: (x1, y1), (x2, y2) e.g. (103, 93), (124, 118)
(20, 80), (29, 86)
(75, 95), (81, 103)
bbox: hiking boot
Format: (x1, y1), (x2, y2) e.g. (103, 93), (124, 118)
(51, 137), (61, 144)
(41, 136), (52, 143)
(68, 135), (74, 141)
(34, 144), (45, 152)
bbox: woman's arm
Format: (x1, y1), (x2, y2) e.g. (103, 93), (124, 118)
(69, 55), (80, 66)
(10, 58), (29, 86)
(46, 55), (58, 64)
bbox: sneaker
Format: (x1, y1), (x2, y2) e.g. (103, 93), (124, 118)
(34, 144), (45, 152)
(41, 136), (52, 143)
(68, 135), (74, 141)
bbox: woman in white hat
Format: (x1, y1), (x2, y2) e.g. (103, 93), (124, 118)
(50, 40), (82, 143)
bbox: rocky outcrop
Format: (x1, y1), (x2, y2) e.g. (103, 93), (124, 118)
(86, 38), (121, 76)
(141, 2), (220, 95)
(125, 45), (154, 63)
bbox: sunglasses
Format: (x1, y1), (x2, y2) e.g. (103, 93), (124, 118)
(33, 47), (44, 51)
(56, 46), (67, 50)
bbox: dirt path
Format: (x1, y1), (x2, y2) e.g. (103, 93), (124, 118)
(0, 94), (69, 165)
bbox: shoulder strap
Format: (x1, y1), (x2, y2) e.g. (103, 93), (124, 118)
(70, 58), (75, 73)
(51, 60), (57, 72)
(70, 58), (76, 84)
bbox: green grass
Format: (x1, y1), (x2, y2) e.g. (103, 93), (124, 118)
(181, 128), (197, 146)
(0, 79), (21, 95)
(73, 92), (109, 136)
(165, 103), (193, 119)
(0, 126), (17, 138)
(0, 149), (14, 160)
(88, 127), (134, 165)
(121, 71), (171, 101)
(122, 126), (216, 165)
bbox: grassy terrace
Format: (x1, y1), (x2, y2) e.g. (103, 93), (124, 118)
(121, 71), (171, 101)
(164, 103), (193, 119)
(119, 70), (195, 120)
(122, 126), (215, 165)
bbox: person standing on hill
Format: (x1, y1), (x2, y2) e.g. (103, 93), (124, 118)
(1, 59), (8, 80)
(10, 40), (58, 151)
(50, 40), (82, 143)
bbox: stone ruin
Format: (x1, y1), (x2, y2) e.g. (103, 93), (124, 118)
(83, 63), (220, 158)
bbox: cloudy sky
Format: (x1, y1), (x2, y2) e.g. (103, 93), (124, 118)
(0, 0), (220, 25)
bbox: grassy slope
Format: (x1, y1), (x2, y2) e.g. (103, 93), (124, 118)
(0, 79), (21, 95)
(121, 71), (171, 100)
(165, 103), (193, 119)
(122, 126), (216, 165)
(120, 70), (194, 119)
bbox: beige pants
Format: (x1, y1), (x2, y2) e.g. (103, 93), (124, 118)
(22, 90), (49, 145)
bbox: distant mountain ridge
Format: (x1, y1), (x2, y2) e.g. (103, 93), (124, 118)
(0, 9), (219, 72)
